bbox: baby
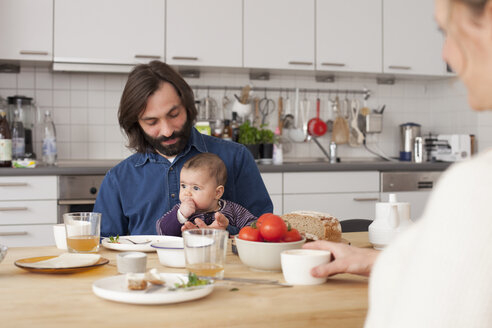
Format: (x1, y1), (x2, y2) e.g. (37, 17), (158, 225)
(156, 153), (257, 236)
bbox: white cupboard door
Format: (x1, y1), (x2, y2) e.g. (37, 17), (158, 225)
(167, 0), (242, 67)
(383, 0), (445, 75)
(244, 0), (315, 70)
(283, 193), (379, 220)
(316, 0), (382, 73)
(54, 0), (165, 65)
(0, 0), (53, 61)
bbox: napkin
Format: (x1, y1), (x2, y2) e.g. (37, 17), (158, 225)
(21, 253), (101, 269)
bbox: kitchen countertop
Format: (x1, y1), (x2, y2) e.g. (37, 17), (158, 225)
(0, 158), (452, 176)
(1, 232), (370, 328)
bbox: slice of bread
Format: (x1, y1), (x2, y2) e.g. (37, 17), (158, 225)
(282, 211), (342, 242)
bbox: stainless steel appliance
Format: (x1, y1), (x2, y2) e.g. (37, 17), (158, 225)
(381, 171), (441, 220)
(399, 123), (421, 161)
(427, 134), (471, 162)
(57, 175), (104, 223)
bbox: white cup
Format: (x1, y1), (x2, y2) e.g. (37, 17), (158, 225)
(53, 224), (67, 250)
(281, 249), (331, 285)
(117, 252), (147, 274)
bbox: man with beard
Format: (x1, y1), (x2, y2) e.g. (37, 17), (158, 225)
(94, 61), (273, 237)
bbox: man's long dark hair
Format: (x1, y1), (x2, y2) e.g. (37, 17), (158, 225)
(118, 61), (197, 153)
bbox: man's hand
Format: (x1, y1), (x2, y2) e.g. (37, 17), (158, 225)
(179, 197), (196, 218)
(180, 212), (229, 232)
(303, 240), (380, 277)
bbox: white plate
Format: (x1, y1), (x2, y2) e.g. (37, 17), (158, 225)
(92, 273), (214, 305)
(101, 235), (181, 252)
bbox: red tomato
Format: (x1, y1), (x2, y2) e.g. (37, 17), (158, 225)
(238, 226), (263, 242)
(256, 213), (275, 229)
(259, 215), (287, 242)
(283, 228), (302, 242)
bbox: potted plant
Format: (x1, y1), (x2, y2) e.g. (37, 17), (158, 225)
(238, 120), (261, 159)
(258, 127), (275, 163)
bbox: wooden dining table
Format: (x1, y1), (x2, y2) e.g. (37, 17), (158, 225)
(0, 232), (372, 328)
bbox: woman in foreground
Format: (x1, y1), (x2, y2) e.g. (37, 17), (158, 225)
(304, 0), (492, 326)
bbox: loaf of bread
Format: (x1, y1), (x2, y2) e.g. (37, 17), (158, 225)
(281, 211), (342, 242)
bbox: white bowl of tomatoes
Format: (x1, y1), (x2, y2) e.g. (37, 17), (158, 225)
(235, 213), (305, 272)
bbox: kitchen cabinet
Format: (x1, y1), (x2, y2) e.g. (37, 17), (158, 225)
(244, 0), (315, 71)
(282, 171), (380, 220)
(0, 176), (57, 247)
(0, 0), (53, 62)
(316, 0), (382, 73)
(166, 0), (242, 68)
(54, 0), (165, 69)
(261, 173), (283, 214)
(383, 0), (446, 76)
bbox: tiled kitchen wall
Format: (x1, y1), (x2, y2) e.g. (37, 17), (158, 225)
(0, 64), (489, 161)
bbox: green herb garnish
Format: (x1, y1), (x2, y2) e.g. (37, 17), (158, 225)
(173, 273), (211, 289)
(108, 235), (120, 243)
(230, 288), (239, 292)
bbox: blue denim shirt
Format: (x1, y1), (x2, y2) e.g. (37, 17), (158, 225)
(94, 127), (273, 236)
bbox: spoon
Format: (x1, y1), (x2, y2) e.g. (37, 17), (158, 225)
(121, 238), (151, 245)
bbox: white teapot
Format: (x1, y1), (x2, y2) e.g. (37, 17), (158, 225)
(369, 194), (412, 250)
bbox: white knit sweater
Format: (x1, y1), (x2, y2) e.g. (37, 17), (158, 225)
(365, 150), (492, 328)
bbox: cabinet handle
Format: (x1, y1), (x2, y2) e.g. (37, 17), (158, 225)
(0, 182), (28, 187)
(134, 54), (161, 59)
(172, 56), (199, 61)
(388, 65), (411, 70)
(58, 199), (95, 205)
(19, 50), (49, 56)
(0, 207), (28, 211)
(0, 231), (28, 236)
(321, 62), (345, 67)
(353, 197), (379, 202)
(288, 61), (313, 66)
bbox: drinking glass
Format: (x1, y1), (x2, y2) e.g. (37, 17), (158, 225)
(182, 229), (229, 279)
(63, 212), (101, 253)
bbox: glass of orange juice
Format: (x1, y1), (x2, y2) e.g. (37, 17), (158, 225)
(63, 212), (101, 253)
(183, 229), (228, 279)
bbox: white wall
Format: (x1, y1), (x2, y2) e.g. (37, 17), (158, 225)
(0, 64), (489, 161)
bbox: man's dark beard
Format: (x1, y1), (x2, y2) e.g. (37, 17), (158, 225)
(143, 120), (192, 156)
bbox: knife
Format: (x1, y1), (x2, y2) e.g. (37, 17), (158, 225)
(198, 276), (292, 287)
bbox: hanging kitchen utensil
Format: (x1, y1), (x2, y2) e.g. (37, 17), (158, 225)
(253, 97), (260, 128)
(331, 96), (349, 144)
(300, 95), (311, 140)
(259, 90), (275, 126)
(325, 94), (334, 133)
(240, 85), (251, 104)
(222, 88), (231, 119)
(360, 98), (370, 116)
(282, 91), (294, 129)
(348, 98), (364, 147)
(278, 95), (284, 134)
(307, 97), (327, 137)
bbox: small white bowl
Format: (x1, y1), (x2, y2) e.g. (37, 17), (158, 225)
(151, 237), (185, 268)
(234, 236), (305, 272)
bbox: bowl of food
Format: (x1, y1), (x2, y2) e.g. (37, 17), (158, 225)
(151, 237), (185, 268)
(235, 213), (305, 272)
(0, 244), (8, 263)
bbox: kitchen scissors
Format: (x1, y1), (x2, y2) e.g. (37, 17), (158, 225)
(259, 94), (276, 125)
